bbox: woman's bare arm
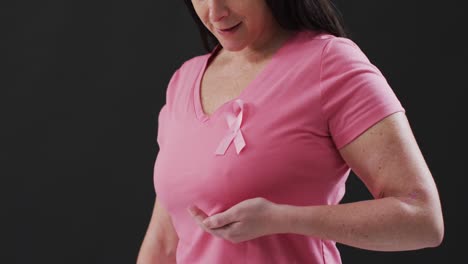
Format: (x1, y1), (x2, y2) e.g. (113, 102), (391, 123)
(136, 197), (179, 264)
(273, 112), (444, 251)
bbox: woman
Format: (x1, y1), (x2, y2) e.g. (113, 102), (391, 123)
(137, 0), (444, 263)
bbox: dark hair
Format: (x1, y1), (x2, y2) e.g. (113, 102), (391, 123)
(183, 0), (349, 52)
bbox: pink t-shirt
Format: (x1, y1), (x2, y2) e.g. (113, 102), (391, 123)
(153, 30), (405, 263)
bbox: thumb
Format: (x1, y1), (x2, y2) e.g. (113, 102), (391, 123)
(203, 209), (235, 229)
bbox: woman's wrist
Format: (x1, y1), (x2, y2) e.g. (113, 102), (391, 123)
(270, 203), (310, 235)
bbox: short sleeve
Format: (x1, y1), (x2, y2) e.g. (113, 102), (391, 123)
(156, 67), (181, 147)
(156, 104), (167, 147)
(320, 37), (406, 150)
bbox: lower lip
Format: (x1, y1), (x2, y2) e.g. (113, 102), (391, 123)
(217, 23), (241, 36)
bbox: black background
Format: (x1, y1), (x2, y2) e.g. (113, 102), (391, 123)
(5, 0), (465, 263)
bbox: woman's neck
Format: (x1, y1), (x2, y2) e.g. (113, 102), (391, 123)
(220, 28), (295, 66)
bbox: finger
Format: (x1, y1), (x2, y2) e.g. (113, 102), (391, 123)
(187, 205), (208, 220)
(203, 211), (237, 229)
(208, 222), (241, 242)
(187, 205), (217, 233)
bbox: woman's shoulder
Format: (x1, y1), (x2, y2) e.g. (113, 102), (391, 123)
(296, 29), (359, 51)
(163, 51), (211, 104)
(294, 30), (372, 70)
(176, 50), (213, 74)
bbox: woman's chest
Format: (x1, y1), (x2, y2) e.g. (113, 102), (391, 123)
(199, 62), (266, 116)
(155, 51), (342, 207)
(154, 94), (341, 212)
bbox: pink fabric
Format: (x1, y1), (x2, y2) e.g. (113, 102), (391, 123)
(153, 30), (405, 263)
(215, 98), (247, 155)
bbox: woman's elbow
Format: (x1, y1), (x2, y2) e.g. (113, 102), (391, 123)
(402, 192), (444, 249)
(420, 201), (444, 248)
(426, 212), (444, 248)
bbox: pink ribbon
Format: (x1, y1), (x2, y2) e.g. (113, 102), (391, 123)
(214, 99), (246, 155)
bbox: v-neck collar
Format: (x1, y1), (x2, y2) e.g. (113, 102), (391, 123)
(193, 31), (300, 123)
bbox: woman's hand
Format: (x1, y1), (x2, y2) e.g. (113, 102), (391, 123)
(187, 197), (280, 244)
